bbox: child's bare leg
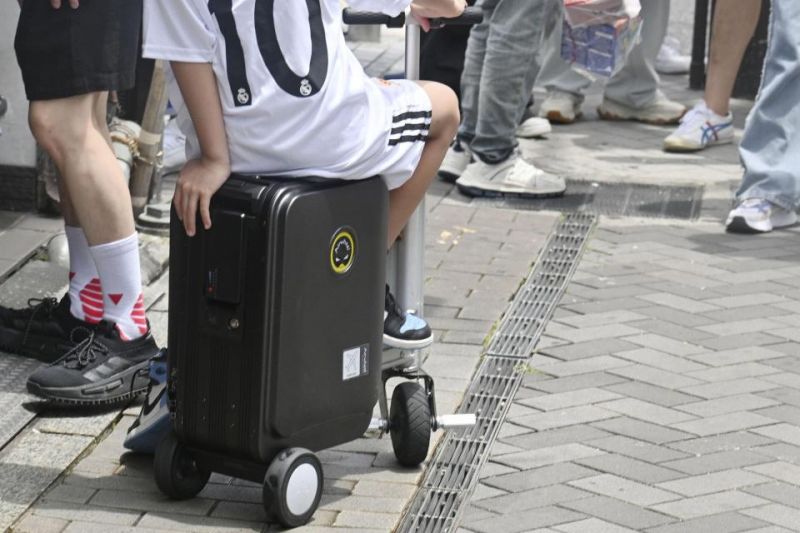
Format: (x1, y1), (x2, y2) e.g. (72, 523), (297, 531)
(388, 81), (460, 246)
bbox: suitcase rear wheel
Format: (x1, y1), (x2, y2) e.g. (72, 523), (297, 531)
(263, 448), (323, 528)
(154, 432), (210, 500)
(390, 381), (431, 467)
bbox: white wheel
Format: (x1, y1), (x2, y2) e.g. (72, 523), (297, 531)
(263, 448), (323, 528)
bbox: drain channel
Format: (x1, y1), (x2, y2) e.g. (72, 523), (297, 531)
(398, 213), (595, 533)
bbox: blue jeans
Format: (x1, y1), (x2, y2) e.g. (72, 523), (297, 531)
(457, 0), (556, 164)
(735, 0), (800, 211)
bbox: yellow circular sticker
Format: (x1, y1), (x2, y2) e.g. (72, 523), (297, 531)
(330, 229), (355, 274)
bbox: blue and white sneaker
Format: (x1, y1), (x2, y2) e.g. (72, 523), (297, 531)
(664, 101), (733, 152)
(726, 198), (798, 234)
(123, 349), (169, 454)
(384, 285), (433, 350)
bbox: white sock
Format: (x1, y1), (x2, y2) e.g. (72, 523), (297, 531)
(65, 226), (103, 323)
(89, 233), (148, 341)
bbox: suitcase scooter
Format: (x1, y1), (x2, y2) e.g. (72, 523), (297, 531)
(155, 8), (482, 529)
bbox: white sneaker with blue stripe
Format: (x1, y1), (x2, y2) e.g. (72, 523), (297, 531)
(664, 101), (734, 152)
(124, 349), (169, 454)
(726, 198), (798, 234)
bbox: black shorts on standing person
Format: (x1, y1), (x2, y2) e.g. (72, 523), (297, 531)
(14, 0), (141, 101)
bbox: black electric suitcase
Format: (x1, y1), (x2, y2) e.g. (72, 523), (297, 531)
(157, 174), (388, 527)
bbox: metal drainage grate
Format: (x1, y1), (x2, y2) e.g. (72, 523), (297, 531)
(480, 181), (703, 220)
(398, 213), (596, 533)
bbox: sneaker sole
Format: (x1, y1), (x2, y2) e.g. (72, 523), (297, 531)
(383, 333), (434, 351)
(27, 361), (150, 407)
(725, 216), (768, 234)
(598, 107), (684, 126)
(543, 110), (581, 125)
(456, 182), (567, 199)
(663, 137), (734, 153)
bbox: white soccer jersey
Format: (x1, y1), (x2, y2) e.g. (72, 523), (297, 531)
(143, 0), (431, 183)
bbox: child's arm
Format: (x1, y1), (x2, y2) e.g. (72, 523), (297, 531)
(171, 61), (231, 237)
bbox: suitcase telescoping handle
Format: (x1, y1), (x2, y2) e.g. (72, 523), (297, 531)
(343, 6), (483, 29)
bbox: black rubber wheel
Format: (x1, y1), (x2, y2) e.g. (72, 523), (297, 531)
(389, 381), (431, 467)
(153, 432), (210, 500)
(263, 448), (323, 528)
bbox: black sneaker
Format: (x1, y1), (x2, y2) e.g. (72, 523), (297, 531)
(26, 321), (156, 407)
(0, 295), (94, 362)
(384, 285), (433, 350)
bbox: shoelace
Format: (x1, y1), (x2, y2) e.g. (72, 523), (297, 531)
(59, 328), (109, 369)
(20, 297), (59, 346)
(385, 288), (405, 320)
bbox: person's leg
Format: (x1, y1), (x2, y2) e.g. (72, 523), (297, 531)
(727, 0), (800, 233)
(598, 0), (685, 124)
(388, 81), (460, 245)
(457, 0), (495, 145)
(536, 2), (592, 99)
(705, 0), (762, 116)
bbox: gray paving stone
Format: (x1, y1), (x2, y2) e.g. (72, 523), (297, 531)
(89, 488), (214, 516)
(626, 319), (715, 344)
(680, 378), (781, 399)
(560, 495), (675, 530)
(554, 518), (638, 533)
(656, 469), (771, 497)
(501, 425), (612, 451)
(604, 382), (701, 407)
(554, 310), (649, 328)
(12, 514), (70, 533)
(612, 348), (708, 374)
(563, 297), (653, 315)
(534, 356), (631, 378)
(643, 511), (769, 533)
(663, 450), (772, 476)
(540, 339), (642, 361)
(494, 443), (604, 471)
(672, 412), (778, 437)
(740, 504), (800, 530)
(136, 512), (266, 532)
(635, 305), (717, 327)
(527, 372), (629, 394)
(598, 398), (696, 425)
(586, 435), (689, 463)
(637, 293), (720, 314)
(32, 501), (140, 526)
(546, 323), (643, 344)
(333, 510), (398, 530)
(666, 432), (776, 456)
(512, 405), (617, 431)
(751, 443), (800, 465)
(518, 388), (622, 411)
(652, 490), (769, 520)
(697, 332), (788, 351)
(609, 365), (703, 390)
(700, 305), (792, 323)
(592, 417), (694, 444)
(465, 505), (586, 533)
(482, 462), (597, 493)
(690, 346), (787, 367)
(473, 484), (591, 513)
(623, 333), (706, 357)
(677, 394), (781, 418)
(569, 474), (680, 506)
(759, 388), (800, 408)
(752, 424), (800, 447)
(686, 363), (781, 383)
(575, 453), (685, 484)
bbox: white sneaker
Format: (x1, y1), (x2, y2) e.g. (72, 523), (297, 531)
(664, 102), (734, 152)
(656, 37), (691, 75)
(598, 94), (687, 125)
(726, 198), (798, 233)
(538, 90), (584, 124)
(456, 154), (566, 198)
(516, 116), (552, 139)
(438, 141), (472, 183)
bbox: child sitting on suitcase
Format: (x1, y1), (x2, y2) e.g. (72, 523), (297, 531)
(127, 0), (465, 454)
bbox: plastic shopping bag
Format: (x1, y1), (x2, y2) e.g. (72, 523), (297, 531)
(561, 0), (642, 78)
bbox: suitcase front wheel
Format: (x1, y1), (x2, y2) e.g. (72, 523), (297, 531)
(263, 448), (323, 528)
(154, 432), (210, 500)
(390, 381), (432, 467)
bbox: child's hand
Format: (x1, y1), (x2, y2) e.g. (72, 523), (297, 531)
(173, 157), (231, 237)
(410, 0), (467, 31)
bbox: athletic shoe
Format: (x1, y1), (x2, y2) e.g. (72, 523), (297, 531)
(597, 94), (686, 125)
(656, 37), (691, 74)
(384, 285), (433, 350)
(0, 295), (94, 362)
(124, 349), (169, 454)
(456, 154), (566, 199)
(438, 140), (472, 183)
(663, 102), (734, 152)
(516, 117), (552, 139)
(26, 321), (156, 406)
(538, 90), (584, 124)
(725, 198), (798, 234)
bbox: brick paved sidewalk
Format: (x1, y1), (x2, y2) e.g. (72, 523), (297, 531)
(461, 220), (800, 533)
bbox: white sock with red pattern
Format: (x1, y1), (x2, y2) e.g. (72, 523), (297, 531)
(89, 233), (148, 341)
(65, 225), (104, 324)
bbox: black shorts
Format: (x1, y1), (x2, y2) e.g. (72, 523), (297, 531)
(14, 0), (143, 101)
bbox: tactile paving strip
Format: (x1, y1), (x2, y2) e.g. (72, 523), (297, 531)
(398, 213), (596, 533)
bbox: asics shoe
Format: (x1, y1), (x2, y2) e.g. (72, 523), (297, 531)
(538, 90), (584, 124)
(0, 295), (93, 362)
(26, 321), (156, 406)
(725, 198), (798, 234)
(456, 153), (566, 199)
(124, 349), (169, 454)
(439, 140), (472, 183)
(663, 101), (734, 152)
(384, 285), (433, 350)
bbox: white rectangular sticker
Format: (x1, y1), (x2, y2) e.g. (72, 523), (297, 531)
(343, 344), (369, 381)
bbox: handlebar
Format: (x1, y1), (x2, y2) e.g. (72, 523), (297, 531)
(342, 6), (483, 28)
